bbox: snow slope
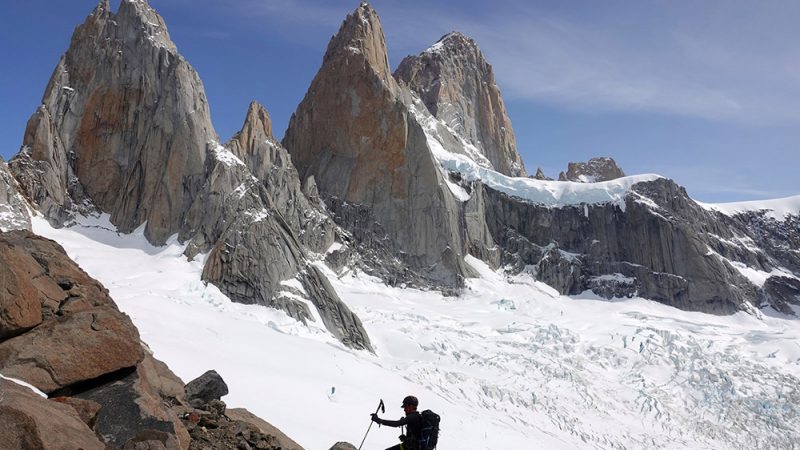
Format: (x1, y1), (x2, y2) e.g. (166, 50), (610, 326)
(700, 195), (800, 221)
(32, 216), (800, 449)
(408, 97), (663, 210)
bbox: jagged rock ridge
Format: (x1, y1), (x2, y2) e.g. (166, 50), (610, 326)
(8, 0), (370, 350)
(559, 157), (626, 182)
(282, 3), (475, 289)
(11, 0), (213, 244)
(395, 31), (526, 177)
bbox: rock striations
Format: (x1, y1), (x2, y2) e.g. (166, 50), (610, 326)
(283, 3), (476, 289)
(11, 0), (213, 244)
(8, 0), (370, 350)
(396, 32), (527, 177)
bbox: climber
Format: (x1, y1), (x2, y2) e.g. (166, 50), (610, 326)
(370, 395), (423, 450)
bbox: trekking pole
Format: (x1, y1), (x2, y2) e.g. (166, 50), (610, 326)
(358, 399), (385, 450)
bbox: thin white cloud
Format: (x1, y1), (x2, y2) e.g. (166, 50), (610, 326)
(219, 0), (800, 125)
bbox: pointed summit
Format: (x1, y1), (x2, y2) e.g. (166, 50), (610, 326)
(323, 1), (393, 86)
(93, 0), (111, 16)
(283, 3), (474, 288)
(395, 32), (527, 177)
(238, 101), (274, 144)
(11, 0), (215, 244)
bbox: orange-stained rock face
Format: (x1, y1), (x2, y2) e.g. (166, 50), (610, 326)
(284, 3), (410, 204)
(11, 0), (214, 245)
(283, 3), (475, 288)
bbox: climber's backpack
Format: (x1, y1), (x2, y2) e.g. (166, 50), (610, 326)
(418, 409), (440, 450)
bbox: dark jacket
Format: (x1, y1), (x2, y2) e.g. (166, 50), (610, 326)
(376, 411), (423, 448)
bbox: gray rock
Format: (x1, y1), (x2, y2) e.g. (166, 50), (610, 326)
(558, 157), (626, 182)
(225, 101), (335, 254)
(10, 0), (215, 244)
(300, 265), (372, 350)
(762, 276), (800, 315)
(10, 1), (368, 350)
(0, 157), (31, 232)
(185, 370), (229, 406)
(532, 167), (553, 181)
(283, 3), (475, 290)
(77, 369), (184, 450)
(476, 178), (762, 314)
(395, 32), (527, 177)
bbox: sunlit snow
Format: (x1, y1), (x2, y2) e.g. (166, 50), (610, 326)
(31, 215), (800, 450)
(700, 195), (800, 221)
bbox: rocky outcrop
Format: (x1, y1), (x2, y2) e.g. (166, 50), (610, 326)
(0, 377), (106, 450)
(0, 231), (144, 390)
(395, 32), (526, 177)
(10, 0), (215, 244)
(185, 370), (228, 407)
(283, 2), (475, 289)
(225, 101), (335, 254)
(474, 178), (763, 314)
(0, 157), (31, 232)
(558, 157), (625, 182)
(531, 168), (553, 181)
(0, 230), (304, 449)
(227, 408), (305, 450)
(184, 122), (370, 350)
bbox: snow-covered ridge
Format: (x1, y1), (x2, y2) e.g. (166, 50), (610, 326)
(439, 149), (662, 209)
(700, 195), (800, 221)
(408, 96), (664, 209)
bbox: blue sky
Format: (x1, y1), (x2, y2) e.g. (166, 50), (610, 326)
(1, 0), (798, 202)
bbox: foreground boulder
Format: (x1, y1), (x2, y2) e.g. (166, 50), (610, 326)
(0, 377), (105, 450)
(185, 369), (229, 407)
(0, 231), (143, 391)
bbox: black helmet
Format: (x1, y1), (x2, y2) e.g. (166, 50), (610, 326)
(401, 395), (419, 408)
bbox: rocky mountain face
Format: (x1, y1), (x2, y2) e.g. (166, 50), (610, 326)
(10, 0), (213, 244)
(2, 0), (797, 390)
(457, 174), (800, 314)
(0, 157), (31, 232)
(282, 3), (475, 289)
(0, 230), (306, 449)
(395, 32), (527, 177)
(7, 0), (370, 350)
(558, 157), (626, 182)
(472, 179), (751, 312)
(716, 210), (800, 314)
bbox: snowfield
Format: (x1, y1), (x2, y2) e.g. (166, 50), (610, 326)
(33, 215), (800, 450)
(700, 195), (800, 221)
